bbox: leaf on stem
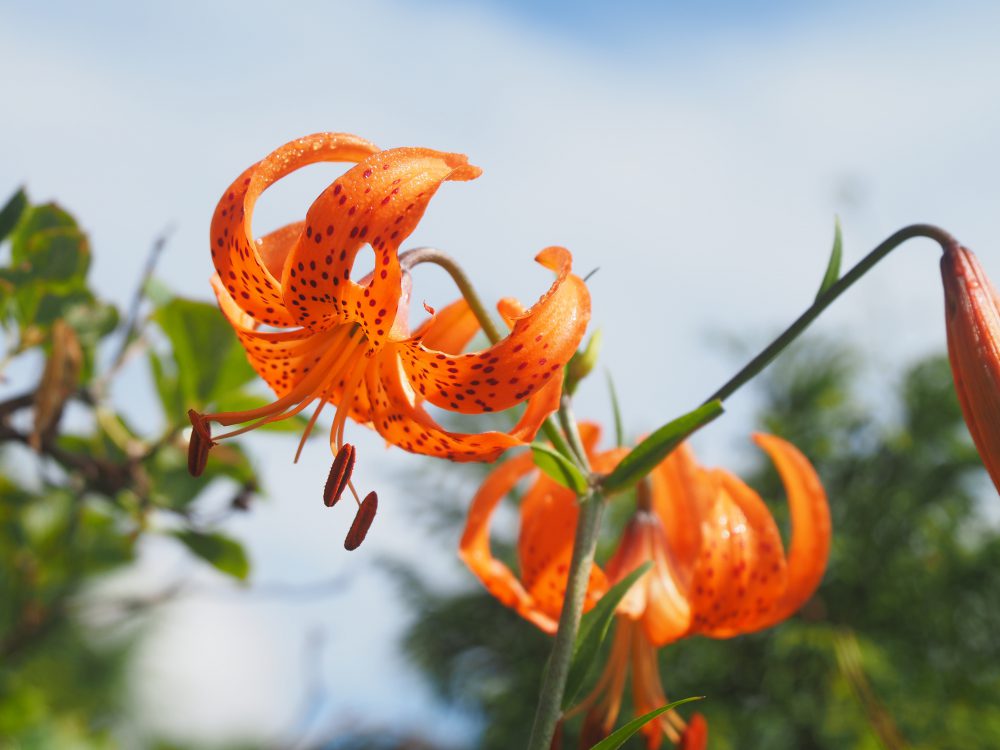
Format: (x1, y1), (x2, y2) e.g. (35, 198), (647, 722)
(530, 443), (589, 495)
(606, 371), (624, 448)
(815, 216), (843, 301)
(601, 400), (723, 494)
(563, 561), (652, 709)
(586, 697), (704, 750)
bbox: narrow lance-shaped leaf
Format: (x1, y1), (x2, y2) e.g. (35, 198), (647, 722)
(601, 400), (723, 494)
(531, 443), (589, 495)
(815, 215), (843, 301)
(606, 370), (624, 448)
(587, 697), (704, 750)
(563, 561), (653, 709)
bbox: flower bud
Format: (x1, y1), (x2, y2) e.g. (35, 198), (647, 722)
(941, 245), (1000, 494)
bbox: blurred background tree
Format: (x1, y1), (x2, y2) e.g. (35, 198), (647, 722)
(0, 189), (277, 749)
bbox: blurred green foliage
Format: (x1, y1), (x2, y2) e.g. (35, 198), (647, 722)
(391, 341), (1000, 750)
(0, 190), (273, 747)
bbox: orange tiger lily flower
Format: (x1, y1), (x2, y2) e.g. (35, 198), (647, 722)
(941, 244), (1000, 495)
(191, 133), (591, 515)
(461, 429), (829, 748)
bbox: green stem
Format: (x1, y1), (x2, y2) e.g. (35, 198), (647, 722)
(400, 247), (504, 344)
(559, 396), (592, 471)
(705, 224), (959, 405)
(526, 489), (606, 750)
(400, 246), (581, 466)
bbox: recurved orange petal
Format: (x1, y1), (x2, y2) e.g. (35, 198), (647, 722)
(365, 348), (557, 462)
(397, 246), (590, 415)
(518, 473), (609, 620)
(687, 470), (787, 638)
(648, 443), (707, 580)
(281, 148), (481, 351)
(753, 433), (831, 627)
(211, 133), (378, 328)
(458, 451), (559, 630)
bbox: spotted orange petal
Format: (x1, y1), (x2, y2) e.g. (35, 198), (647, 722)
(280, 148), (481, 351)
(211, 133), (379, 328)
(753, 433), (831, 627)
(648, 443), (706, 581)
(687, 470), (788, 638)
(397, 246), (590, 414)
(365, 348), (560, 462)
(518, 474), (608, 623)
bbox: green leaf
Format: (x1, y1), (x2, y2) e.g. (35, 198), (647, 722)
(9, 203), (77, 265)
(564, 561), (652, 708)
(21, 227), (90, 286)
(153, 297), (256, 408)
(607, 370), (624, 447)
(587, 697), (704, 750)
(172, 530), (249, 580)
(0, 188), (28, 244)
(64, 299), (119, 345)
(601, 400), (723, 494)
(148, 350), (185, 424)
(530, 443), (589, 495)
(815, 216), (843, 301)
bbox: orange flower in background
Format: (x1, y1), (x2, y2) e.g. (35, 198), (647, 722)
(461, 429), (830, 748)
(941, 244), (1000, 494)
(460, 424), (626, 632)
(575, 434), (829, 748)
(190, 133), (591, 516)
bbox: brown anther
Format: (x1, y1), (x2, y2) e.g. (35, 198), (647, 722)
(344, 491), (378, 551)
(324, 443), (356, 507)
(187, 409), (216, 478)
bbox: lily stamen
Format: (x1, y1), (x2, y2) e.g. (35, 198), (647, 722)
(344, 491), (378, 550)
(323, 443), (356, 507)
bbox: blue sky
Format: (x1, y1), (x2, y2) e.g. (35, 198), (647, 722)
(4, 0), (1000, 744)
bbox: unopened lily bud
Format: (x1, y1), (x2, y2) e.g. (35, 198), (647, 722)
(344, 491), (378, 551)
(565, 329), (602, 395)
(187, 409), (216, 478)
(324, 444), (356, 507)
(941, 245), (1000, 494)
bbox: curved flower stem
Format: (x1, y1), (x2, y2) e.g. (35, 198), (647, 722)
(401, 246), (580, 466)
(526, 488), (605, 750)
(705, 224), (959, 405)
(400, 246), (505, 344)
